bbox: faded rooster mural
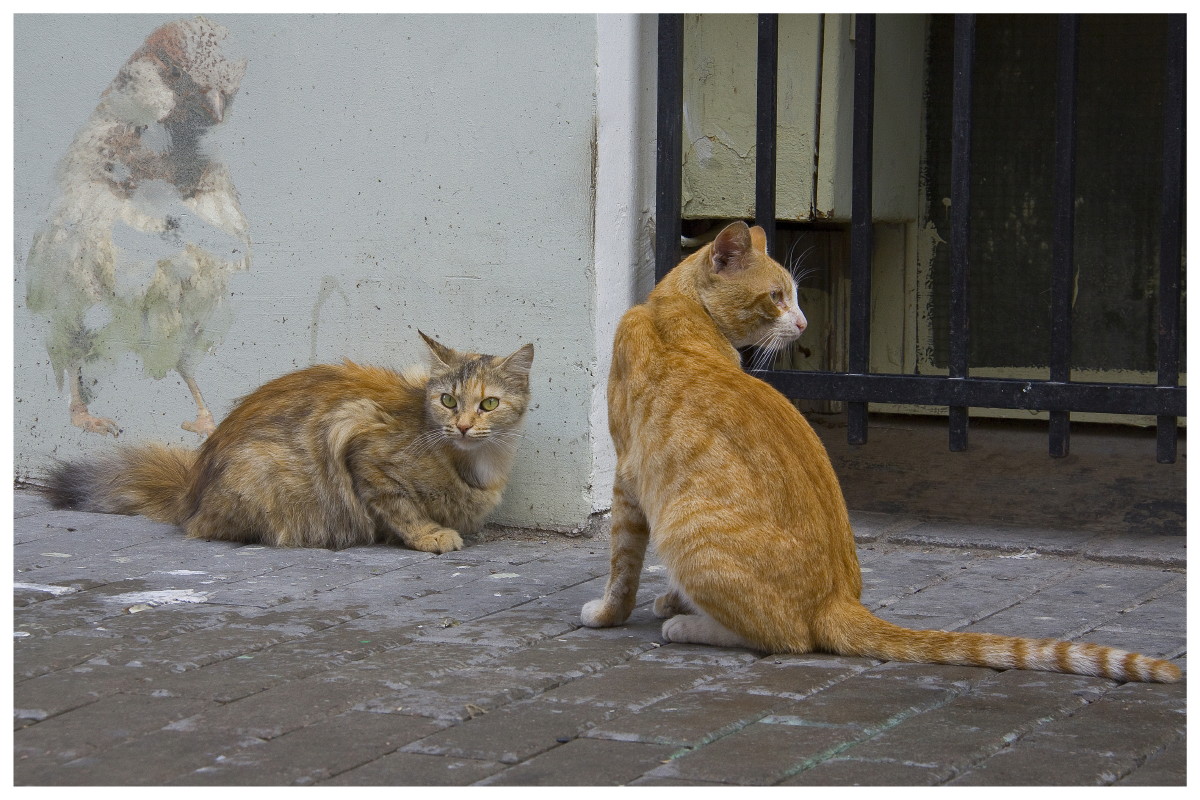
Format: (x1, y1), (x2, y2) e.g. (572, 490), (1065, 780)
(25, 16), (250, 438)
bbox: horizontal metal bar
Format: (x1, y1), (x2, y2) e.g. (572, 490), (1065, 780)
(752, 370), (1186, 418)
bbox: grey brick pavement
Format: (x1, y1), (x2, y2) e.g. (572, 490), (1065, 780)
(12, 488), (1186, 786)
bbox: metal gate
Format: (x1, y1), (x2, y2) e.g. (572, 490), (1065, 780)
(654, 13), (1186, 463)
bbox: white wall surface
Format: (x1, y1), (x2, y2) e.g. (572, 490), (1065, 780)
(13, 13), (653, 530)
(591, 14), (659, 514)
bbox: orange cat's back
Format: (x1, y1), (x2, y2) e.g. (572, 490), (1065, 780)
(610, 290), (861, 652)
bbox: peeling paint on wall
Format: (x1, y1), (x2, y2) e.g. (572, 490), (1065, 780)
(24, 16), (250, 438)
(310, 276), (350, 364)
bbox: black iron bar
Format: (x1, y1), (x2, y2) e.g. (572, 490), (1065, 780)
(848, 13), (876, 446)
(655, 14), (685, 283)
(661, 12), (1182, 461)
(948, 14), (976, 451)
(1049, 14), (1079, 458)
(753, 370), (1187, 418)
(1155, 14), (1185, 464)
(755, 14), (780, 255)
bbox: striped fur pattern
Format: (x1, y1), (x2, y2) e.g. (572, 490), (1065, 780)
(582, 221), (1181, 684)
(43, 332), (534, 553)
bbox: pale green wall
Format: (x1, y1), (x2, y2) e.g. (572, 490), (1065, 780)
(681, 13), (926, 223)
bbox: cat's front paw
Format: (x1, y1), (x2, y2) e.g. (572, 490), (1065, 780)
(412, 527), (464, 554)
(581, 598), (622, 628)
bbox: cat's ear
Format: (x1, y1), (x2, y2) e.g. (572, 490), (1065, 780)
(710, 221), (754, 275)
(419, 330), (458, 370)
(749, 225), (768, 253)
(500, 343), (535, 377)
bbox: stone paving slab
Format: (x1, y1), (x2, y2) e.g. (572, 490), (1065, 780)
(476, 737), (679, 786)
(165, 709), (447, 786)
(10, 488), (1186, 786)
(947, 680), (1187, 786)
(1117, 736), (1187, 786)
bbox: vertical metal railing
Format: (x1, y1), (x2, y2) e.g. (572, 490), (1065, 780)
(655, 14), (684, 283)
(1155, 14), (1185, 464)
(653, 13), (1185, 461)
(1049, 14), (1079, 458)
(754, 14), (780, 254)
(847, 14), (876, 446)
(947, 14), (975, 452)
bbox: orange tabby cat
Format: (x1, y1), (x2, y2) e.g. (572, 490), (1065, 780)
(44, 332), (534, 553)
(582, 221), (1180, 683)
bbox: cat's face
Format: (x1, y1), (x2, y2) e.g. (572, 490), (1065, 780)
(419, 333), (534, 451)
(698, 222), (808, 351)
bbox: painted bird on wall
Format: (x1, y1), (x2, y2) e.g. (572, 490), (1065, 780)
(25, 16), (250, 438)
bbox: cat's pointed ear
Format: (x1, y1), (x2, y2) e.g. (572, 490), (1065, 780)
(500, 343), (535, 377)
(419, 330), (457, 370)
(710, 221), (754, 275)
(749, 225), (768, 253)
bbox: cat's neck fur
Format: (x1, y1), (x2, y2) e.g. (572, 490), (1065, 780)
(448, 440), (516, 491)
(647, 245), (742, 366)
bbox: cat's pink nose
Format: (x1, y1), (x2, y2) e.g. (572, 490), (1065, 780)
(457, 422), (473, 435)
(796, 319), (807, 333)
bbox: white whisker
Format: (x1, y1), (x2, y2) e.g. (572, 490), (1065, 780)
(483, 430), (525, 449)
(790, 245), (814, 272)
(784, 237), (811, 272)
(749, 324), (791, 370)
(401, 429), (448, 460)
(792, 266), (816, 284)
(484, 438), (522, 457)
(752, 330), (789, 371)
(780, 235), (818, 285)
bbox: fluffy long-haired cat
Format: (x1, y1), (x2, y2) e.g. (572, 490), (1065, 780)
(44, 332), (534, 553)
(583, 221), (1180, 683)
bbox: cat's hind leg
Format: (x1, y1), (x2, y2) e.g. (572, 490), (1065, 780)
(661, 609), (759, 650)
(582, 479), (649, 628)
(183, 493), (274, 545)
(653, 586), (695, 619)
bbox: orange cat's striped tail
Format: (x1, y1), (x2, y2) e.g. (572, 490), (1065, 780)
(817, 599), (1181, 684)
(42, 444), (197, 526)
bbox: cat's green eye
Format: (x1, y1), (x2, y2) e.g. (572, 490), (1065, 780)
(480, 397), (500, 412)
(769, 289), (783, 303)
(440, 393), (457, 409)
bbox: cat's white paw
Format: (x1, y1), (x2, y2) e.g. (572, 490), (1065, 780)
(661, 612), (755, 649)
(581, 598), (613, 628)
(660, 614), (691, 643)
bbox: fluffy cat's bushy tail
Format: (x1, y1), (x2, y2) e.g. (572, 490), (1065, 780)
(817, 599), (1181, 683)
(42, 445), (197, 526)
